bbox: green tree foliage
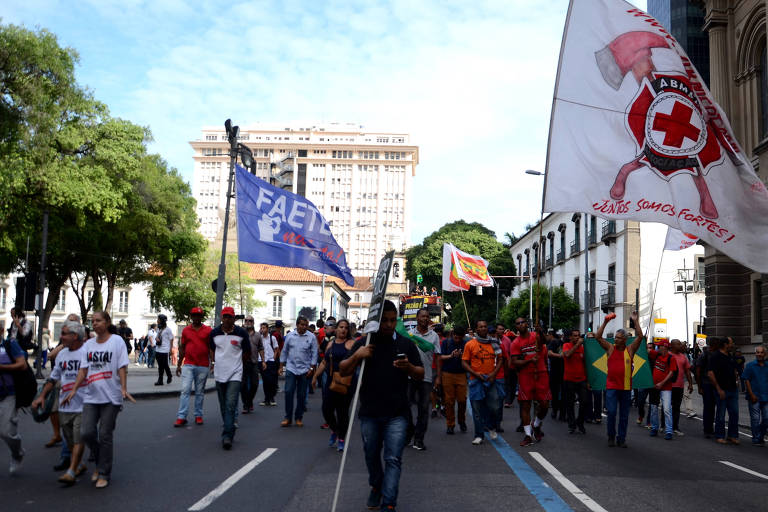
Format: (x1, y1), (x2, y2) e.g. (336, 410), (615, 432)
(499, 283), (581, 331)
(405, 221), (516, 327)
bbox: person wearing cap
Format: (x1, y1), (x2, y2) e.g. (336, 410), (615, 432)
(174, 307), (213, 427)
(209, 307), (251, 449)
(154, 314), (173, 386)
(279, 316), (317, 427)
(647, 338), (678, 440)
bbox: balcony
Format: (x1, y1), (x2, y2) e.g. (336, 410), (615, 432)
(545, 255), (553, 269)
(600, 287), (616, 310)
(588, 230), (598, 247)
(556, 249), (565, 264)
(601, 221), (617, 245)
(570, 240), (580, 256)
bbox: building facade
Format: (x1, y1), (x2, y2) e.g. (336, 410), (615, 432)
(508, 214), (705, 343)
(648, 0), (711, 84)
(189, 123), (418, 276)
(696, 0), (768, 350)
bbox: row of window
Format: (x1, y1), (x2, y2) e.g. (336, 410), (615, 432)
(54, 290), (131, 314)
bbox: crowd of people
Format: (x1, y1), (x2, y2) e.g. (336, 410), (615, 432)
(2, 301), (767, 512)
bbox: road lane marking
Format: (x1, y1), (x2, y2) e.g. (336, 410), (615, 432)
(529, 452), (609, 512)
(688, 415), (752, 438)
(719, 460), (768, 480)
(188, 448), (277, 511)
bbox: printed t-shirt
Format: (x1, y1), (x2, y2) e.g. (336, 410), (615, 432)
(509, 332), (548, 378)
(649, 350), (678, 390)
(83, 334), (130, 405)
(670, 352), (690, 388)
(50, 345), (88, 413)
(209, 325), (250, 383)
(181, 324), (213, 367)
(461, 338), (500, 380)
(562, 342), (586, 382)
(606, 347), (633, 391)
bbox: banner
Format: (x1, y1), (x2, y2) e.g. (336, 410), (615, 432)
(543, 0), (768, 272)
(402, 296), (425, 328)
(695, 333), (707, 349)
(651, 318), (668, 345)
(363, 251), (395, 333)
(585, 336), (653, 390)
(235, 165), (354, 286)
(664, 227), (698, 251)
(441, 243), (493, 292)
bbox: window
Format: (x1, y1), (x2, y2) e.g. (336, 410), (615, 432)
(696, 256), (705, 290)
(354, 293), (360, 302)
(0, 287), (6, 310)
(118, 291), (129, 313)
(55, 289), (66, 312)
(754, 279), (763, 335)
(589, 272), (596, 308)
(272, 295), (283, 318)
(574, 278), (580, 306)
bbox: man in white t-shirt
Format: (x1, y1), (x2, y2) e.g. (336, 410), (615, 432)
(146, 324), (157, 368)
(209, 307), (251, 450)
(33, 320), (88, 485)
(154, 314), (173, 386)
(407, 308), (441, 451)
(259, 322), (280, 406)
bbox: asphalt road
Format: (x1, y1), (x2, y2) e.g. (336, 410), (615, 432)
(2, 388), (768, 512)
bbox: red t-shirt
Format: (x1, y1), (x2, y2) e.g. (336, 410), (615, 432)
(181, 324), (213, 367)
(562, 342), (586, 382)
(509, 332), (548, 378)
(606, 347), (633, 390)
(649, 350), (678, 390)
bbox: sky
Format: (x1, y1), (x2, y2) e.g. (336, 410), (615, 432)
(3, 0), (646, 245)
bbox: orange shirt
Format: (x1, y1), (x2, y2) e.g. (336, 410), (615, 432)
(462, 339), (498, 380)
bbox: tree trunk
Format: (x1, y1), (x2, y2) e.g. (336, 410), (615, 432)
(41, 273), (68, 331)
(69, 272), (91, 322)
(103, 271), (117, 315)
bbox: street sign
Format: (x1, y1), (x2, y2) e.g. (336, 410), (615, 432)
(364, 251), (395, 333)
(211, 279), (227, 293)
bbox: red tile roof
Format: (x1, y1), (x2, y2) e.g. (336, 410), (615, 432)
(244, 264), (346, 286)
(343, 276), (373, 291)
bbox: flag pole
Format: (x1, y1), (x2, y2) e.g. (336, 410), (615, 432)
(460, 289), (471, 327)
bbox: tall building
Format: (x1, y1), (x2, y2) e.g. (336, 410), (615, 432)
(648, 0), (710, 85)
(189, 123), (418, 276)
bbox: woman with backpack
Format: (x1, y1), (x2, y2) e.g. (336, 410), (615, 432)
(312, 319), (355, 452)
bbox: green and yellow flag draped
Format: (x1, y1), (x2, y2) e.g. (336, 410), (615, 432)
(395, 318), (434, 353)
(584, 337), (653, 390)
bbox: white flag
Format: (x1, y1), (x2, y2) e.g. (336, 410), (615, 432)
(543, 0), (768, 272)
(663, 227), (698, 251)
(442, 243), (493, 292)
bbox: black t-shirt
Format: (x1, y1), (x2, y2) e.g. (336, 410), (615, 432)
(352, 332), (423, 419)
(547, 339), (564, 376)
(708, 351), (738, 392)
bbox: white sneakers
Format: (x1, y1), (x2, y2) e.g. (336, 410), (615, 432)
(488, 429), (498, 440)
(472, 437), (483, 445)
(9, 449), (24, 475)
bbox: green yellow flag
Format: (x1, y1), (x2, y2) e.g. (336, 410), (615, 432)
(395, 318), (434, 353)
(584, 337), (653, 390)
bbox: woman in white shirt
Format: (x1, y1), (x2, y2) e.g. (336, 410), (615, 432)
(63, 311), (134, 488)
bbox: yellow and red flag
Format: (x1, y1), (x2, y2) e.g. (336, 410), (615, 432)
(441, 243), (493, 292)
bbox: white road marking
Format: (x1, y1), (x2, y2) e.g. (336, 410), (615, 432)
(719, 460), (768, 481)
(529, 452), (609, 512)
(188, 448), (277, 510)
(687, 414), (752, 438)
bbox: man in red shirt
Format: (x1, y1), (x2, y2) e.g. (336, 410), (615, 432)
(648, 339), (678, 440)
(562, 329), (587, 434)
(510, 318), (549, 447)
(174, 307), (213, 427)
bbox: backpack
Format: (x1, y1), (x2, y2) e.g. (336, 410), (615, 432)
(2, 339), (38, 408)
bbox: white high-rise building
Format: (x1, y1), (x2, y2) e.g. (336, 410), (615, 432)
(190, 123), (418, 276)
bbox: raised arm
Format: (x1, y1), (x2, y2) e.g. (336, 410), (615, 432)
(594, 315), (614, 352)
(628, 311), (644, 355)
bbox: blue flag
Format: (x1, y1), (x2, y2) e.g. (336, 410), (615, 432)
(235, 165), (355, 286)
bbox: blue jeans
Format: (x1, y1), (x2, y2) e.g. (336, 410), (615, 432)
(715, 390), (739, 439)
(147, 346), (156, 368)
(360, 416), (408, 508)
(468, 379), (501, 438)
(284, 371), (308, 421)
(748, 400), (768, 444)
(702, 383), (716, 435)
(649, 389), (672, 436)
(605, 389), (631, 442)
(216, 380), (240, 441)
(177, 365), (209, 419)
(137, 349), (147, 365)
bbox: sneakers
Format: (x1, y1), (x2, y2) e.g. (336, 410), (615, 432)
(195, 416), (204, 425)
(329, 433), (338, 447)
(413, 440), (426, 450)
(337, 439), (345, 452)
(281, 419), (292, 427)
(295, 419), (304, 427)
(488, 429), (498, 440)
(446, 427), (454, 435)
(520, 436), (535, 447)
(636, 417), (643, 425)
(320, 423), (330, 429)
(154, 381), (163, 386)
(472, 437), (483, 445)
(9, 449), (24, 475)
(673, 430), (684, 436)
(174, 418), (188, 428)
(459, 423), (467, 433)
(222, 438), (233, 450)
(533, 426), (544, 442)
(367, 488), (383, 509)
(259, 401), (267, 406)
(167, 375), (172, 384)
(650, 429), (658, 437)
(664, 433), (673, 440)
(269, 401), (277, 406)
(568, 428), (576, 434)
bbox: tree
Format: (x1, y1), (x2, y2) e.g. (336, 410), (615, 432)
(499, 283), (581, 331)
(405, 221), (516, 326)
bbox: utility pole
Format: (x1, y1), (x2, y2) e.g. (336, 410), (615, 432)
(213, 120), (239, 327)
(673, 259), (696, 347)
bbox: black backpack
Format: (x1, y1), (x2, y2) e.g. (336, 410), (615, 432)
(2, 339), (38, 408)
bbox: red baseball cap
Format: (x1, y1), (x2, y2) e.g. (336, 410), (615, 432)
(190, 307), (204, 315)
(221, 306), (235, 317)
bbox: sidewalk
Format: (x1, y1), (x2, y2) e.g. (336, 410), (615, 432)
(686, 386), (753, 431)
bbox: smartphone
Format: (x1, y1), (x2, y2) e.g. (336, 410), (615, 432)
(395, 353), (407, 360)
